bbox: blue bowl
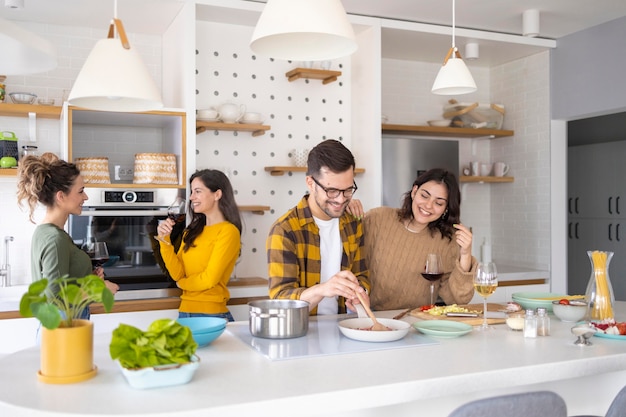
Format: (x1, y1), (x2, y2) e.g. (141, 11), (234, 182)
(192, 327), (226, 347)
(177, 317), (227, 334)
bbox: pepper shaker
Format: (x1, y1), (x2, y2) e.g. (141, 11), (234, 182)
(537, 307), (550, 336)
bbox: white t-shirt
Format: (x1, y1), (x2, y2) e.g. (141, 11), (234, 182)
(314, 216), (341, 315)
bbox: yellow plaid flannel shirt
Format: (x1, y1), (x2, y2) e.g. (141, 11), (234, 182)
(266, 195), (370, 315)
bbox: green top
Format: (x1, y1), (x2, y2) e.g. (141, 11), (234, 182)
(31, 223), (92, 281)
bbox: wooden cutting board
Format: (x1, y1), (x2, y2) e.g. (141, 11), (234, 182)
(409, 303), (507, 326)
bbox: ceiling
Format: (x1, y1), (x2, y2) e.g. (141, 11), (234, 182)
(2, 0), (626, 66)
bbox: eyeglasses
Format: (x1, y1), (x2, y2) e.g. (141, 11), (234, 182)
(311, 176), (358, 198)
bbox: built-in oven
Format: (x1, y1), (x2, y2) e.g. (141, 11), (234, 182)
(68, 188), (185, 290)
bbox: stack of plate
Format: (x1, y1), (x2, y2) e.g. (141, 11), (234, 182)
(511, 292), (579, 312)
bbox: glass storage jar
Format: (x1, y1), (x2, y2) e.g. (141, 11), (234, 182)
(585, 250), (615, 321)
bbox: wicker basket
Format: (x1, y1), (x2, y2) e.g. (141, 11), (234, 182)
(133, 153), (178, 185)
(75, 157), (110, 184)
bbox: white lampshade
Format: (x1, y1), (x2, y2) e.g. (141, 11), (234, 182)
(431, 55), (477, 95)
(0, 17), (57, 75)
(250, 0), (357, 61)
(68, 24), (163, 112)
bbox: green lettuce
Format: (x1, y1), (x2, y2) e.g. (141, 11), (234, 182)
(110, 319), (198, 369)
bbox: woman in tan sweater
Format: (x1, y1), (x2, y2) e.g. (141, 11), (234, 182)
(363, 168), (476, 310)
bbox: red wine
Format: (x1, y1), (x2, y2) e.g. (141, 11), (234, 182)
(168, 213), (186, 223)
(421, 272), (443, 282)
(91, 257), (109, 268)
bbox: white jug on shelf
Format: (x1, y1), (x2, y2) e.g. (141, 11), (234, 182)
(218, 102), (246, 124)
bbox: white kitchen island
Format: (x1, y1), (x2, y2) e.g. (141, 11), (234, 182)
(1, 304), (625, 417)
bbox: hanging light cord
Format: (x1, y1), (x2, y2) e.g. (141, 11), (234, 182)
(451, 0), (456, 51)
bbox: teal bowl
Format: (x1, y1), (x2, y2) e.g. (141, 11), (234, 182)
(511, 292), (571, 312)
(191, 327), (226, 347)
(177, 317), (227, 334)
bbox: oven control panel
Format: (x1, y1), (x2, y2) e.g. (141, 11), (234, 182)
(104, 191), (155, 204)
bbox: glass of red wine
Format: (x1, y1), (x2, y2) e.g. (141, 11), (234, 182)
(422, 253), (443, 306)
(90, 242), (110, 268)
(155, 198), (186, 245)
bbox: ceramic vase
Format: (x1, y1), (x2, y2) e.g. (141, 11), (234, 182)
(39, 319), (97, 384)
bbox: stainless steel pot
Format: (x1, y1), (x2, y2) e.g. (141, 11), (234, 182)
(248, 299), (309, 339)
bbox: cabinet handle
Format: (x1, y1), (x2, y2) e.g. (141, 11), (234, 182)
(568, 198), (572, 214)
(617, 197), (621, 215)
(609, 197), (613, 215)
(568, 222), (572, 239)
(575, 197), (579, 214)
(575, 222), (579, 239)
(609, 223), (613, 241)
(617, 223), (621, 242)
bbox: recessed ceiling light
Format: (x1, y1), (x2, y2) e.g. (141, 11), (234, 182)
(4, 0), (24, 9)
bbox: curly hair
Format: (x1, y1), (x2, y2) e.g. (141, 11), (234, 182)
(16, 153), (81, 223)
(396, 168), (461, 241)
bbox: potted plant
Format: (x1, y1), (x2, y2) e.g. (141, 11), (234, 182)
(19, 274), (115, 384)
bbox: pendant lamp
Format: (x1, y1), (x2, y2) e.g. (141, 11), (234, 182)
(68, 4), (162, 112)
(250, 0), (357, 61)
(0, 17), (57, 75)
(431, 0), (477, 95)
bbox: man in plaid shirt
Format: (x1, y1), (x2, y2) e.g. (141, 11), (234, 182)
(266, 139), (370, 315)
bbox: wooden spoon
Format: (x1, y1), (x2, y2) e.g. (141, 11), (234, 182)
(355, 291), (390, 331)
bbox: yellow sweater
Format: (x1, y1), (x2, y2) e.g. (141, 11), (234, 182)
(160, 221), (241, 314)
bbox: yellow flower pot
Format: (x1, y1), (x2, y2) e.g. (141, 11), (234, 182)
(38, 319), (97, 384)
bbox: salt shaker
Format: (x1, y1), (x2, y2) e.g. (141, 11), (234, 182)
(537, 307), (550, 336)
(524, 309), (537, 338)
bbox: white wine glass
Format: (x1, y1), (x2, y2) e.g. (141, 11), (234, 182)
(155, 197), (186, 245)
(474, 261), (498, 331)
(422, 253), (443, 306)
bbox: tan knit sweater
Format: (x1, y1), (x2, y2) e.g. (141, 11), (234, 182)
(363, 207), (477, 311)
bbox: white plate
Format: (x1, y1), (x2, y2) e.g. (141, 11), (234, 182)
(412, 320), (472, 338)
(240, 120), (264, 124)
(197, 117), (220, 122)
(338, 318), (410, 342)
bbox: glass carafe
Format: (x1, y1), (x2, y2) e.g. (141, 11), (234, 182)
(585, 250), (615, 321)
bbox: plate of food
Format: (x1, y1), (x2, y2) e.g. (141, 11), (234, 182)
(412, 320), (472, 338)
(338, 318), (410, 342)
(591, 321), (626, 340)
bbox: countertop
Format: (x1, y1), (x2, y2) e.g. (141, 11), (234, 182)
(1, 303), (624, 417)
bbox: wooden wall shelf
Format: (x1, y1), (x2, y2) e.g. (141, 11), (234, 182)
(382, 123), (514, 139)
(238, 205), (271, 215)
(264, 166), (366, 176)
(460, 176), (514, 183)
(0, 103), (62, 119)
(196, 121), (270, 137)
(285, 68), (342, 85)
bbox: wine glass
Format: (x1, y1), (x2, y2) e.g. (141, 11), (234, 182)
(474, 261), (498, 331)
(90, 242), (110, 268)
(155, 198), (186, 245)
(422, 253), (443, 306)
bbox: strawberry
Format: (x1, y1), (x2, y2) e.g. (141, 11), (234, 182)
(616, 322), (626, 336)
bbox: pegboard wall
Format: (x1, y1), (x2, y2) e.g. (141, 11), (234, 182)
(195, 21), (352, 279)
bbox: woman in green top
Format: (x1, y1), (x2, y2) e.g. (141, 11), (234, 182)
(17, 153), (119, 319)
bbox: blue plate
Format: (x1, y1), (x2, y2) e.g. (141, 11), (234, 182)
(412, 321), (472, 338)
(594, 331), (626, 340)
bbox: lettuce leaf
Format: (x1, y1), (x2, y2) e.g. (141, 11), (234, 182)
(110, 319), (198, 369)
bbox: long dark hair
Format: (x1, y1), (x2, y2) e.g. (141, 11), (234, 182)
(182, 169), (242, 252)
(397, 168), (461, 241)
(16, 153), (81, 223)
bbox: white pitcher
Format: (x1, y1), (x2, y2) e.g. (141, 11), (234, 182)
(218, 102), (246, 123)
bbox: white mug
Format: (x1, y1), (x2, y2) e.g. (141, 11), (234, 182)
(470, 161), (480, 176)
(494, 162), (510, 177)
(480, 163), (493, 177)
(291, 149), (309, 167)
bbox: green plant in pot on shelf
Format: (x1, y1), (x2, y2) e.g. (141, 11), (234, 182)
(19, 274), (114, 329)
(19, 274), (115, 384)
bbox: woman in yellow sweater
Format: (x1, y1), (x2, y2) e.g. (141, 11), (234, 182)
(157, 169), (242, 321)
